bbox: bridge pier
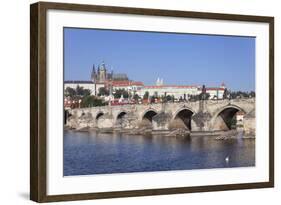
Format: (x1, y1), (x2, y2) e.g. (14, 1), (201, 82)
(115, 112), (139, 130)
(65, 100), (255, 135)
(97, 113), (114, 129)
(152, 112), (172, 131)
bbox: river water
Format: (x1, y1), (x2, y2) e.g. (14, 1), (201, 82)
(63, 130), (255, 176)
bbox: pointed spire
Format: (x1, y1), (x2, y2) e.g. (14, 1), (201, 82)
(92, 64), (96, 73)
(91, 64), (96, 82)
(156, 77), (160, 85)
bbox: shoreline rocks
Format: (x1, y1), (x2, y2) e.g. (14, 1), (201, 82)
(215, 130), (255, 140)
(64, 126), (255, 140)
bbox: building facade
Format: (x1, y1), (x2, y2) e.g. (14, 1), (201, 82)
(91, 62), (129, 84)
(136, 79), (226, 100)
(136, 85), (199, 99)
(64, 62), (226, 100)
(64, 62), (143, 96)
(64, 80), (104, 96)
(203, 83), (226, 99)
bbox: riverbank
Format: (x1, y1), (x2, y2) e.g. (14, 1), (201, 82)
(64, 125), (255, 140)
(214, 130), (255, 140)
(65, 125), (190, 138)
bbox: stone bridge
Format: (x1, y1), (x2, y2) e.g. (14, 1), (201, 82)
(66, 98), (255, 133)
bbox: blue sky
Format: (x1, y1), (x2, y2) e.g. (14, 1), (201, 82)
(64, 28), (255, 91)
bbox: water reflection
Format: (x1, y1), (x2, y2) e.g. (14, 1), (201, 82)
(63, 131), (255, 176)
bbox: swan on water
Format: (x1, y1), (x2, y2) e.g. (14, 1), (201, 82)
(225, 156), (229, 163)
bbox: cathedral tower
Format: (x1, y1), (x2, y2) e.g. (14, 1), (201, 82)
(91, 64), (97, 83)
(98, 62), (107, 83)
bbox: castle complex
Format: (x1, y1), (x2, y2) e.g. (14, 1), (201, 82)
(64, 62), (226, 100)
(91, 62), (129, 83)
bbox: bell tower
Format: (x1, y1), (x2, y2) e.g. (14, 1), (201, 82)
(98, 62), (107, 83)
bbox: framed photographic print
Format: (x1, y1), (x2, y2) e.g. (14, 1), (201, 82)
(30, 1), (274, 202)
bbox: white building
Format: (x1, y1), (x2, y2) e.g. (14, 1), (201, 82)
(137, 85), (199, 99)
(64, 80), (104, 95)
(205, 83), (226, 99)
(110, 81), (144, 93)
(64, 63), (227, 100)
(136, 80), (226, 100)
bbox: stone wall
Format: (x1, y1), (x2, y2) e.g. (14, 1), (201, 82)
(243, 109), (255, 136)
(66, 99), (255, 133)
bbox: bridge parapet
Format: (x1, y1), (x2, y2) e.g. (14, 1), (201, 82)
(66, 99), (255, 133)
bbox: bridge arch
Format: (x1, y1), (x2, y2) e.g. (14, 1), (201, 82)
(64, 110), (71, 124)
(116, 111), (127, 120)
(211, 105), (246, 130)
(139, 109), (158, 128)
(95, 112), (104, 120)
(116, 111), (127, 123)
(115, 111), (128, 127)
(142, 109), (158, 122)
(172, 107), (195, 130)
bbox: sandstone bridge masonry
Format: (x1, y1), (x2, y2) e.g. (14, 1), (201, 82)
(66, 99), (255, 135)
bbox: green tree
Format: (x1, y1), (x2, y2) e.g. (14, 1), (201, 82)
(81, 96), (107, 107)
(83, 89), (91, 97)
(249, 91), (255, 98)
(65, 87), (76, 97)
(65, 86), (91, 98)
(75, 85), (84, 96)
(223, 88), (229, 99)
(150, 96), (156, 103)
(133, 93), (140, 101)
(98, 87), (109, 96)
(143, 91), (149, 100)
(113, 89), (129, 99)
(123, 90), (129, 99)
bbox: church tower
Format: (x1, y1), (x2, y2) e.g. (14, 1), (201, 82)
(98, 62), (107, 83)
(91, 64), (97, 83)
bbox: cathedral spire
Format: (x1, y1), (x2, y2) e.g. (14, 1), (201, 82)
(92, 64), (96, 73)
(91, 64), (96, 82)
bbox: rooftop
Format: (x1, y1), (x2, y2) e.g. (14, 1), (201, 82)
(64, 80), (93, 84)
(143, 85), (198, 89)
(110, 81), (144, 86)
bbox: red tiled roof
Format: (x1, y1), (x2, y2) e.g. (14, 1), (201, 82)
(131, 81), (144, 86)
(143, 85), (198, 89)
(110, 81), (144, 86)
(202, 88), (224, 90)
(205, 88), (225, 91)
